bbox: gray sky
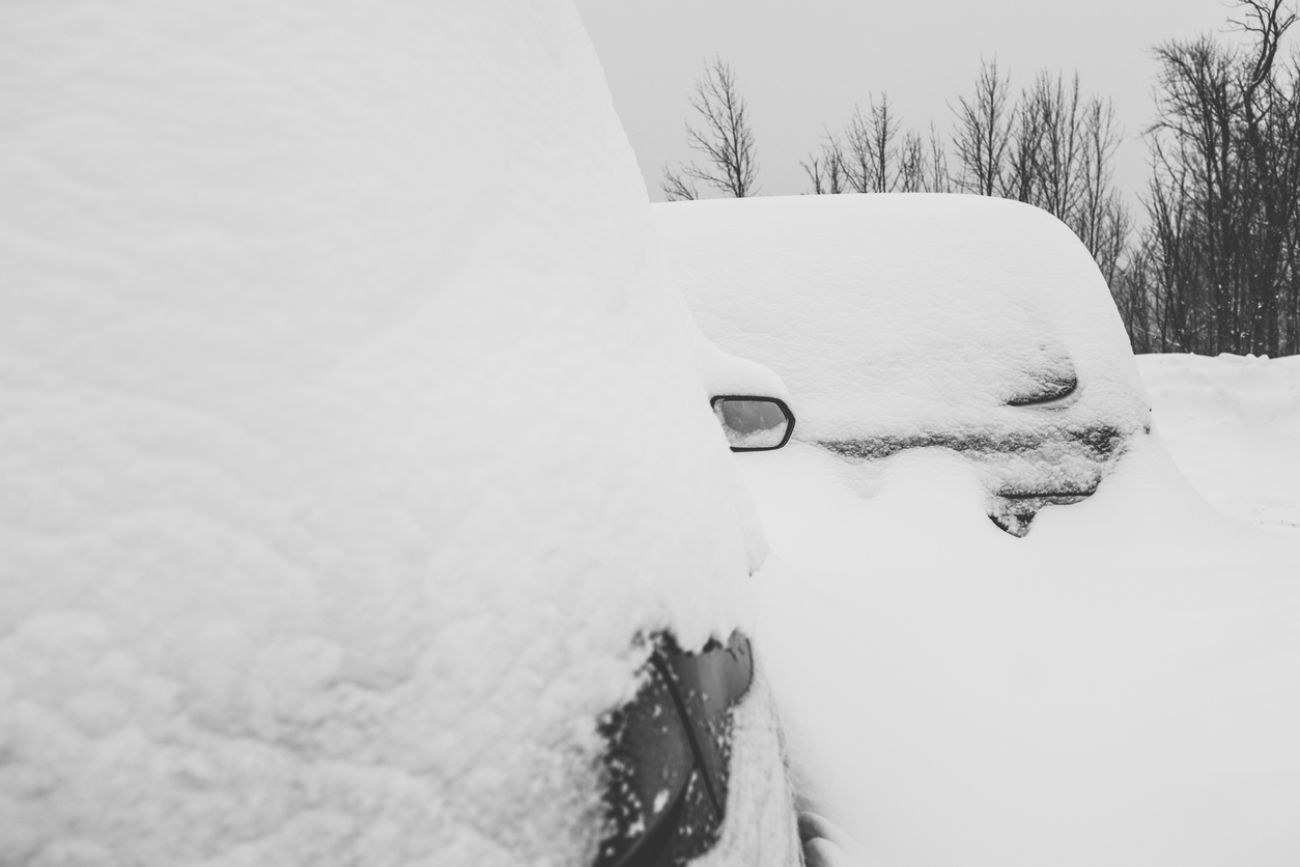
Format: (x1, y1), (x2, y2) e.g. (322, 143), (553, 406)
(576, 0), (1254, 208)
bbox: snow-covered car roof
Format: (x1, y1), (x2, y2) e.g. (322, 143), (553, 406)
(655, 194), (1147, 442)
(0, 3), (797, 865)
(655, 194), (1151, 533)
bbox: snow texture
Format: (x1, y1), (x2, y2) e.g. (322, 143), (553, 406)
(0, 3), (796, 865)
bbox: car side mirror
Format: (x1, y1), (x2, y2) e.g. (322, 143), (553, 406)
(710, 396), (796, 452)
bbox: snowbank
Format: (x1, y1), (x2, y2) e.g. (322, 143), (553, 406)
(0, 3), (785, 864)
(1140, 353), (1300, 536)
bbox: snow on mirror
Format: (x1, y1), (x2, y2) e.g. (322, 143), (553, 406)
(711, 396), (795, 452)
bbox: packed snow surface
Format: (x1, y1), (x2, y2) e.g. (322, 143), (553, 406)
(743, 353), (1300, 866)
(0, 3), (798, 865)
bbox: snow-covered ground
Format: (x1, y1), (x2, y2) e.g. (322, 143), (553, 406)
(744, 433), (1300, 867)
(736, 357), (1300, 867)
(1140, 353), (1300, 537)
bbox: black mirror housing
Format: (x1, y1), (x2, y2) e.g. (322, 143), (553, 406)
(710, 395), (796, 452)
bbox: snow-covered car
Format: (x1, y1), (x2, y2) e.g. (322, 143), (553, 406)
(0, 4), (805, 866)
(656, 195), (1300, 866)
(654, 194), (1151, 535)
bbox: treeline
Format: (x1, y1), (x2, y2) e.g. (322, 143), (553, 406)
(662, 0), (1300, 357)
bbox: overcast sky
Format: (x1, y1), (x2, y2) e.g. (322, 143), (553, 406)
(576, 0), (1258, 208)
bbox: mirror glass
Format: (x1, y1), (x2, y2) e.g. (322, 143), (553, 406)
(711, 397), (794, 451)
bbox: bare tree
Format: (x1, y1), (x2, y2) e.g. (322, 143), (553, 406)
(1027, 71), (1086, 219)
(925, 122), (954, 192)
(952, 58), (1015, 196)
(1129, 0), (1300, 355)
(897, 130), (927, 192)
(845, 95), (901, 192)
(1233, 0), (1300, 352)
(802, 131), (848, 194)
(807, 95), (944, 195)
(1077, 97), (1130, 285)
(661, 57), (759, 199)
(1002, 83), (1045, 203)
(661, 166), (699, 202)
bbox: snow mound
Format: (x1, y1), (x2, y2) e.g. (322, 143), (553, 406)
(1140, 353), (1300, 535)
(0, 3), (780, 864)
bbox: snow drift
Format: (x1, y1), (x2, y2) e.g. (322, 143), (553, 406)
(1139, 352), (1300, 536)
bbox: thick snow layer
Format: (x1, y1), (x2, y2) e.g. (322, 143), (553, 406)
(742, 384), (1300, 865)
(654, 194), (1148, 443)
(0, 3), (795, 865)
(1140, 353), (1300, 536)
(655, 195), (1151, 526)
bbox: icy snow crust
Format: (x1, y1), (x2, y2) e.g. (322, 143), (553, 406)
(655, 195), (1151, 513)
(0, 3), (796, 865)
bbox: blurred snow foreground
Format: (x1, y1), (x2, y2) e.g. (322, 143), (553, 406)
(0, 2), (799, 865)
